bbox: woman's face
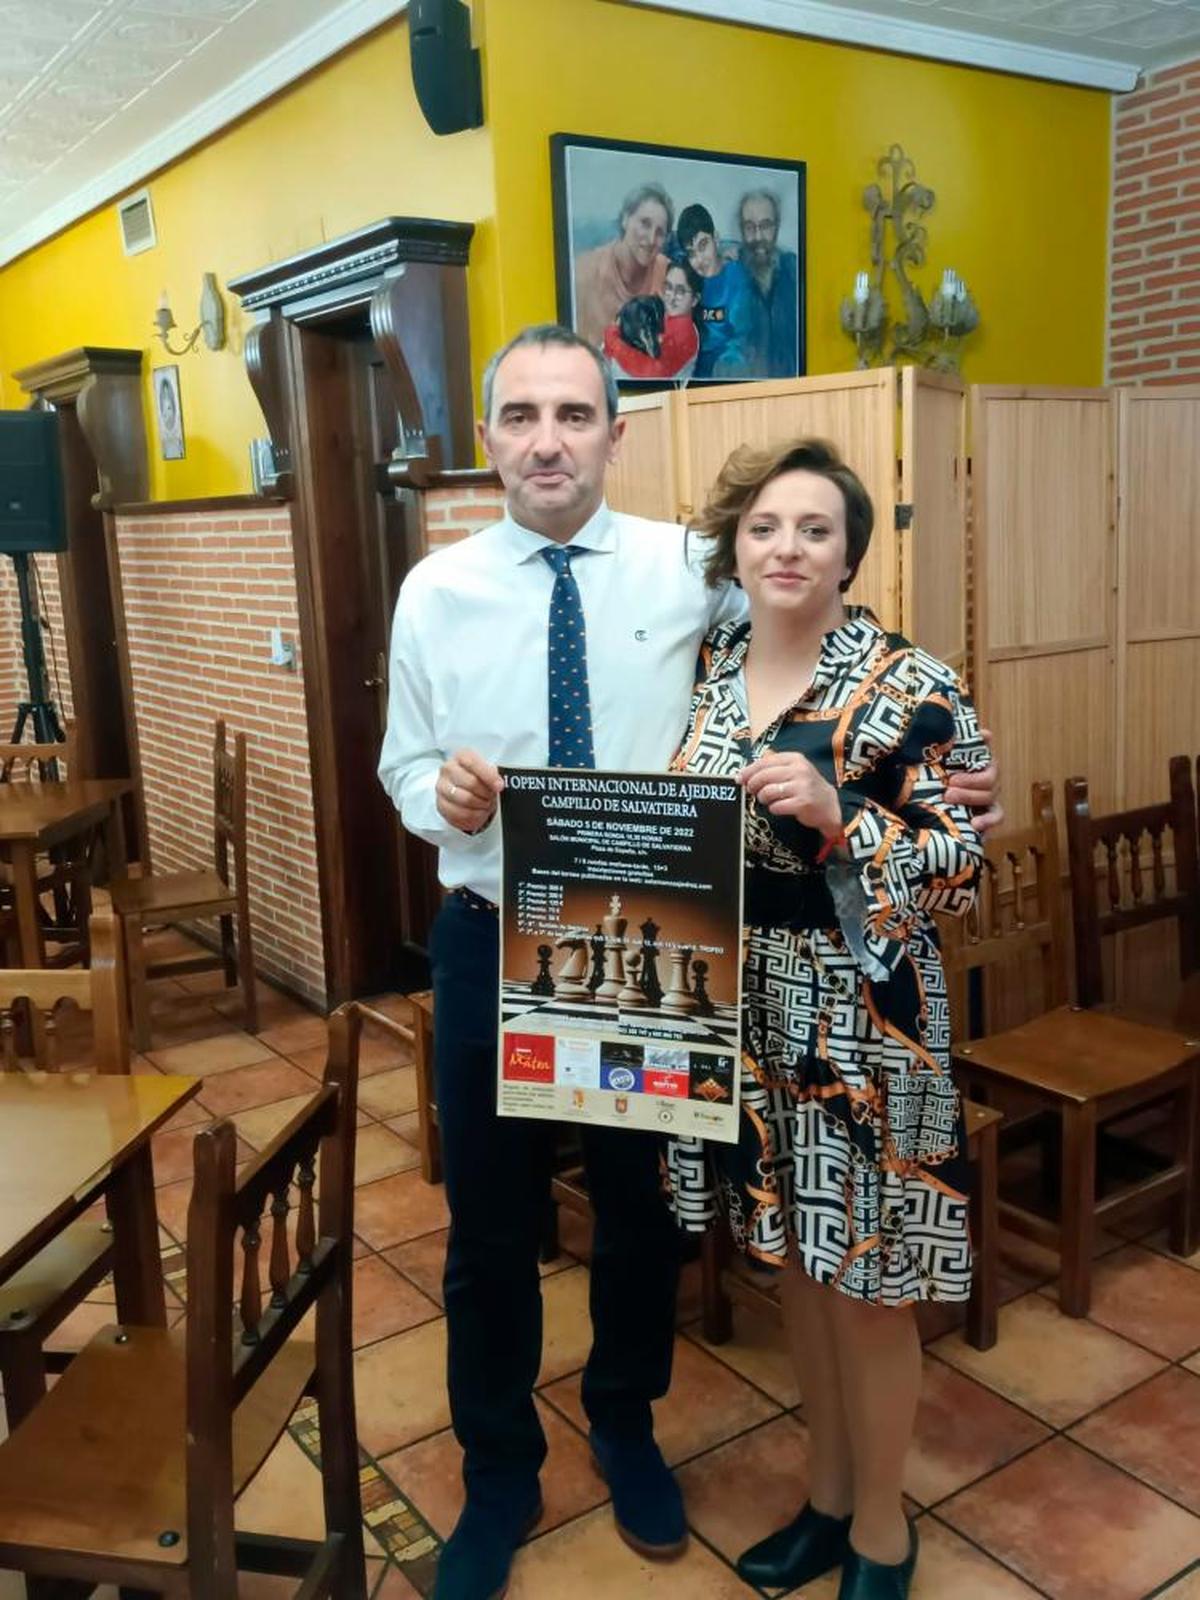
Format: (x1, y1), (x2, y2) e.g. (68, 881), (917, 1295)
(620, 200), (669, 267)
(734, 469), (851, 624)
(663, 268), (698, 317)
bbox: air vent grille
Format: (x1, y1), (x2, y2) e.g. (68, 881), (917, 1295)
(117, 188), (157, 256)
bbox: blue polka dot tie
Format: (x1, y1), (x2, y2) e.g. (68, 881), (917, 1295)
(541, 546), (595, 769)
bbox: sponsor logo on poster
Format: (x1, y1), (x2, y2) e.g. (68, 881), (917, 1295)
(555, 1036), (601, 1088)
(643, 1070), (689, 1099)
(603, 1063), (640, 1093)
(689, 1050), (734, 1103)
(571, 1088), (586, 1110)
(503, 1033), (555, 1083)
(614, 1094), (629, 1115)
(645, 1044), (690, 1074)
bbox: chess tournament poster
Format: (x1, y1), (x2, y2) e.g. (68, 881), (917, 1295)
(497, 768), (744, 1142)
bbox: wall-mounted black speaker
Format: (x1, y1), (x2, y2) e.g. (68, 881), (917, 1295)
(410, 0), (483, 136)
(0, 411), (66, 555)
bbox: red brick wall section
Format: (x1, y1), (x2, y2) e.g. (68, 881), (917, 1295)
(0, 511), (326, 1006)
(423, 481), (505, 550)
(114, 507), (325, 1005)
(1110, 58), (1200, 384)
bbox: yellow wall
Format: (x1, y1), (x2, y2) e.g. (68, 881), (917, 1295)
(0, 0), (1111, 502)
(0, 18), (498, 500)
(484, 0), (1110, 386)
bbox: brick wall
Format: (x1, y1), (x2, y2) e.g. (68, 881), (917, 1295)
(423, 478), (505, 549)
(0, 509), (326, 1006)
(1110, 58), (1200, 383)
(114, 506), (324, 1004)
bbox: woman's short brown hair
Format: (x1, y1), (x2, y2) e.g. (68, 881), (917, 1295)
(691, 437), (874, 592)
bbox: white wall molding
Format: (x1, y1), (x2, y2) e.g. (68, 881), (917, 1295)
(0, 0), (408, 269)
(612, 0), (1140, 92)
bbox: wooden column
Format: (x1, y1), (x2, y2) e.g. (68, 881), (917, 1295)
(13, 347), (149, 862)
(228, 218), (475, 1004)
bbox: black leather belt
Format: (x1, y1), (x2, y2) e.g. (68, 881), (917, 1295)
(744, 866), (836, 931)
(450, 886), (499, 914)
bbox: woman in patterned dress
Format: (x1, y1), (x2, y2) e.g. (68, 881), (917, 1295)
(666, 439), (988, 1600)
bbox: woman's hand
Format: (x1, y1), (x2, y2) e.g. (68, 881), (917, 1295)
(739, 751), (842, 839)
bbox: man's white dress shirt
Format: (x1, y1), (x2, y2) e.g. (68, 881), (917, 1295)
(378, 502), (746, 905)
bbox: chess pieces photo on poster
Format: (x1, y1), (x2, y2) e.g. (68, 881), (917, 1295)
(497, 768), (744, 1141)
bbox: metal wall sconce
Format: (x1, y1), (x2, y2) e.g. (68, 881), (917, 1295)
(839, 146), (979, 374)
(153, 272), (227, 355)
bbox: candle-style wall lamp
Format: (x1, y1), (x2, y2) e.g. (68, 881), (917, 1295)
(153, 272), (227, 355)
(839, 146), (978, 373)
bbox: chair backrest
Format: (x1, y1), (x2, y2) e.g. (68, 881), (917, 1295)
(184, 1002), (360, 1584)
(0, 907), (128, 1071)
(212, 719), (248, 888)
(1066, 755), (1200, 1007)
(942, 780), (1068, 1027)
(0, 721), (78, 784)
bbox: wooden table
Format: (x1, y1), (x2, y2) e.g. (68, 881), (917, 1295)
(0, 779), (132, 966)
(0, 1072), (198, 1328)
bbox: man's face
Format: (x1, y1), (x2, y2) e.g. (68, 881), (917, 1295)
(740, 198), (779, 270)
(478, 345), (624, 540)
(621, 200), (669, 268)
(686, 230), (721, 278)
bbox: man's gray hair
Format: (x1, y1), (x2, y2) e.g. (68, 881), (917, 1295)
(480, 324), (620, 425)
(739, 187), (781, 228)
(617, 181), (674, 237)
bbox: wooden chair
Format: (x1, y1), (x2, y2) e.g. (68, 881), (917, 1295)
(0, 907), (130, 1429)
(0, 1003), (367, 1599)
(112, 718), (257, 1050)
(1067, 754), (1199, 1014)
(361, 991), (438, 1182)
(0, 721), (93, 967)
(951, 781), (1200, 1316)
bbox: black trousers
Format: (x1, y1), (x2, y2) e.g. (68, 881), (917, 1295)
(430, 892), (682, 1501)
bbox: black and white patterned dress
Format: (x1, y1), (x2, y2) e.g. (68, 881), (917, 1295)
(665, 608), (988, 1307)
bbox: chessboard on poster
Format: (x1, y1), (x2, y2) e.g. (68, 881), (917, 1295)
(500, 887), (739, 1051)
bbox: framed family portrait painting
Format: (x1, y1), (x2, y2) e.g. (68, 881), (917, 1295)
(551, 133), (806, 386)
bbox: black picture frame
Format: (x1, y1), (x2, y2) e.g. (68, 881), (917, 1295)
(550, 132), (806, 387)
(152, 363), (186, 461)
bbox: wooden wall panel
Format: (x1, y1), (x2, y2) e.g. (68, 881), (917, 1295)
(609, 391), (679, 523)
(1121, 390), (1200, 641)
(902, 368), (967, 670)
(973, 390), (1114, 659)
(1124, 639), (1200, 807)
(678, 371), (900, 628)
(986, 647), (1118, 824)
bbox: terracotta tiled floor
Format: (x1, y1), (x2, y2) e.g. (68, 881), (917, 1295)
(4, 945), (1200, 1599)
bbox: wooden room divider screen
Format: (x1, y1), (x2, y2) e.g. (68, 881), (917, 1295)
(608, 372), (1200, 1018)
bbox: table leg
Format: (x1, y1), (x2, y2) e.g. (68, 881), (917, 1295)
(10, 841), (43, 967)
(107, 1146), (166, 1328)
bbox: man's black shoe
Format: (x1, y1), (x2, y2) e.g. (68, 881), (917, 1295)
(432, 1495), (543, 1600)
(589, 1430), (688, 1559)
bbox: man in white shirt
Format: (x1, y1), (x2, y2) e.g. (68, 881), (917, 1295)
(379, 325), (998, 1600)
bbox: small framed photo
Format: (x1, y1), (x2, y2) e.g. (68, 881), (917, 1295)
(153, 364), (185, 460)
(551, 133), (805, 386)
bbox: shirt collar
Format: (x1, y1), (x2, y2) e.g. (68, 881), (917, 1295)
(704, 605), (885, 684)
(496, 501), (617, 565)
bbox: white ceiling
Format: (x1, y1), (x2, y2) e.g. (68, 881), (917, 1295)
(622, 0), (1200, 85)
(0, 0), (406, 267)
(2, 0), (1198, 270)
